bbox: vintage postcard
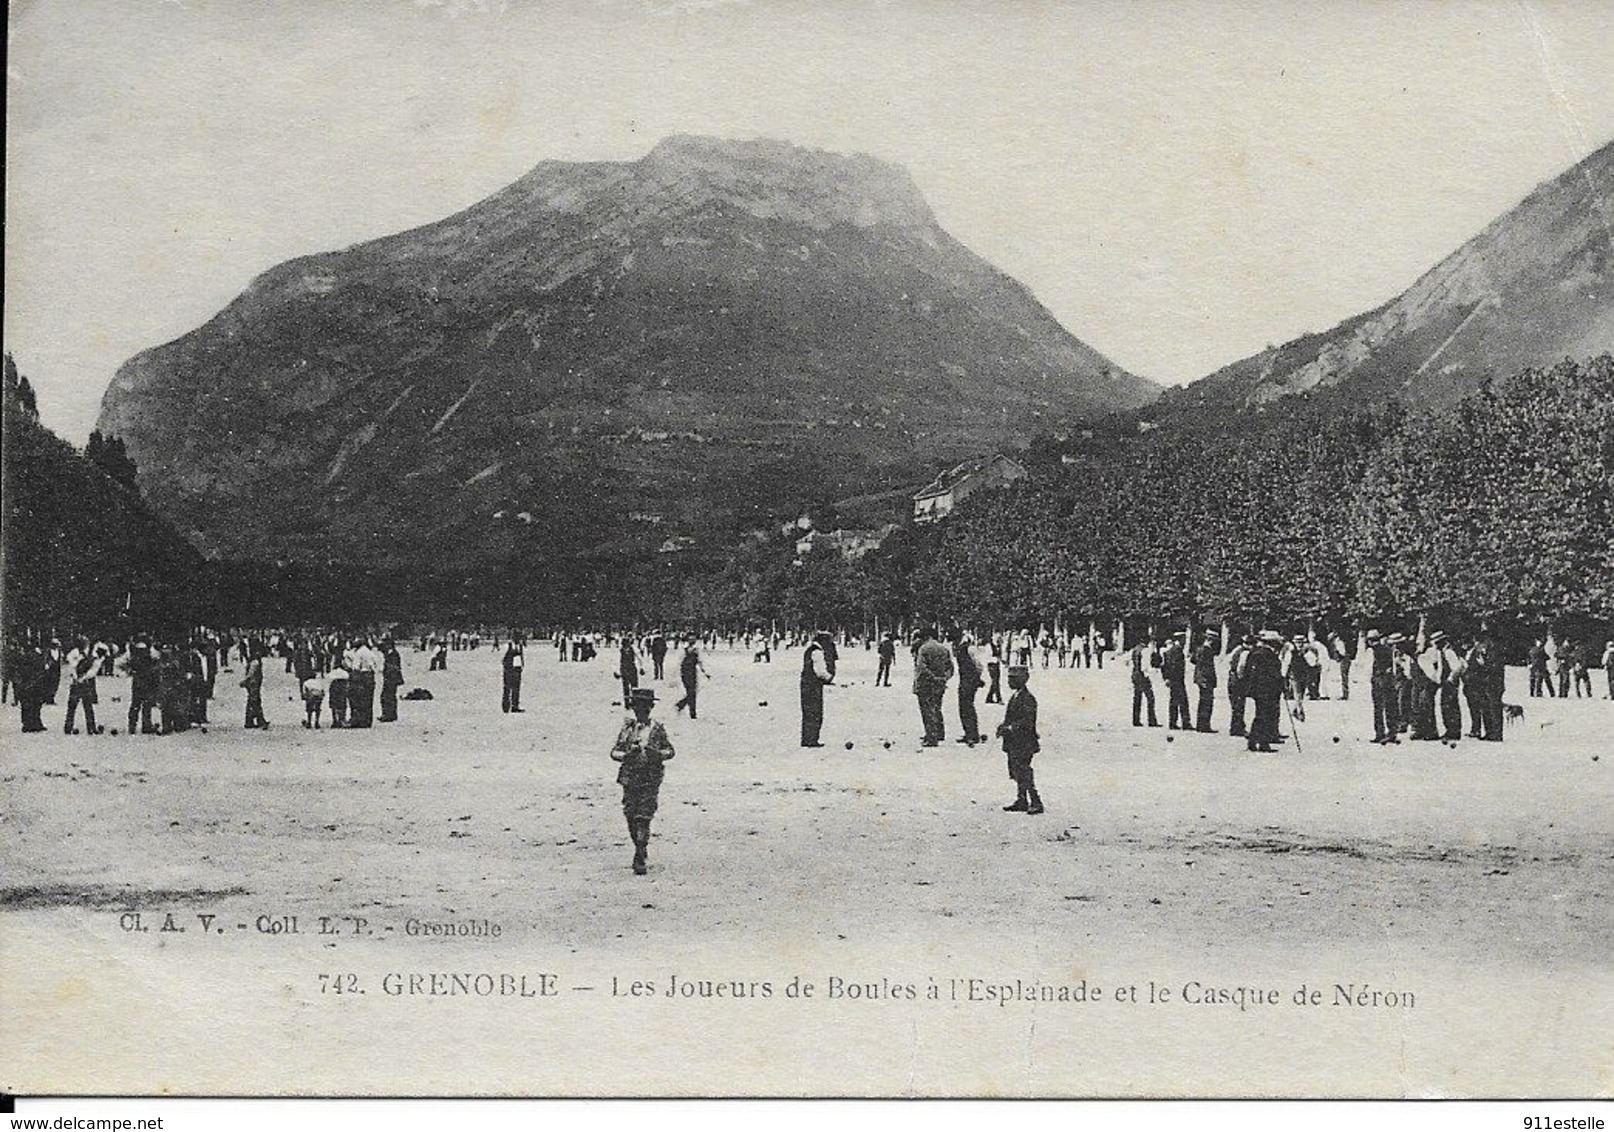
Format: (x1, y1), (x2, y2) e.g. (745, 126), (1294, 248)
(3, 0), (1612, 1099)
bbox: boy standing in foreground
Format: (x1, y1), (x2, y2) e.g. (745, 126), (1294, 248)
(996, 664), (1043, 815)
(611, 687), (676, 875)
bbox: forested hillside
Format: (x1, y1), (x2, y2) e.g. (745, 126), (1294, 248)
(2, 355), (208, 636)
(648, 356), (1614, 637)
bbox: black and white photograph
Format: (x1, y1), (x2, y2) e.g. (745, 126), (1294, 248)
(3, 0), (1612, 1102)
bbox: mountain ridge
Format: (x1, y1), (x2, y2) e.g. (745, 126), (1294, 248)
(1166, 138), (1614, 411)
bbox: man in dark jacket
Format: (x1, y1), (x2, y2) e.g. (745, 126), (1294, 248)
(1161, 633), (1190, 730)
(675, 639), (706, 719)
(876, 632), (896, 688)
(177, 640), (205, 724)
(996, 665), (1042, 814)
(1192, 631), (1219, 732)
(952, 630), (984, 746)
(1244, 632), (1286, 753)
(799, 631), (835, 747)
(501, 639), (524, 714)
(1368, 630), (1400, 744)
(1527, 639), (1552, 697)
(649, 632), (668, 681)
(126, 636), (159, 735)
(241, 643), (268, 730)
(1483, 630), (1507, 740)
(16, 642), (49, 733)
(380, 638), (405, 722)
(43, 638), (63, 706)
(618, 636), (640, 708)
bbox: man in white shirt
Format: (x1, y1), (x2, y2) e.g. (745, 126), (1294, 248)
(346, 638), (380, 728)
(63, 638), (103, 735)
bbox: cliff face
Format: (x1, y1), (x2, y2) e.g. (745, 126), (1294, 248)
(99, 135), (1158, 563)
(1170, 139), (1614, 412)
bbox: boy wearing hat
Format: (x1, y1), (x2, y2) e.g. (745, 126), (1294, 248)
(1284, 635), (1309, 723)
(301, 672), (326, 729)
(610, 687), (676, 875)
(996, 665), (1043, 814)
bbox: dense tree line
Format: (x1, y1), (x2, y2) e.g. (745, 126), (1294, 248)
(1346, 359), (1614, 625)
(84, 430), (139, 489)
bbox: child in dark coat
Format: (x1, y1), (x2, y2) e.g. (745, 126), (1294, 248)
(996, 665), (1043, 814)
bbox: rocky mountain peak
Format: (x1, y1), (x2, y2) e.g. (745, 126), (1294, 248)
(97, 134), (1156, 564)
(631, 134), (936, 230)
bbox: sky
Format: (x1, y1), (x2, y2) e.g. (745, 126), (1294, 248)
(6, 0), (1614, 442)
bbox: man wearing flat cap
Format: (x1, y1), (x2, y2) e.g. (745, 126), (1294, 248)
(610, 687), (675, 875)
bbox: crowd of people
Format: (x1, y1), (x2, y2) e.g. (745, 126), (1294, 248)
(6, 617), (1612, 877)
(0, 629), (418, 734)
(782, 621), (1614, 763)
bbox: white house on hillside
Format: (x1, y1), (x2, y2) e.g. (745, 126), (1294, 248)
(912, 454), (1027, 523)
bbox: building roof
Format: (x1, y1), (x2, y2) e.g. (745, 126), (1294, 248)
(912, 453), (1025, 501)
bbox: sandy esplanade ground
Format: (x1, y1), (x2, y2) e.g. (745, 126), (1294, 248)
(3, 643), (1610, 1096)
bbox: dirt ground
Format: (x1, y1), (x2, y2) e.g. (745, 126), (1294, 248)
(3, 643), (1611, 1095)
